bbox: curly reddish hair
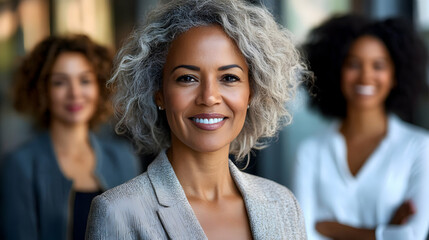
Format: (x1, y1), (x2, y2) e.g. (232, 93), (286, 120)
(13, 34), (114, 129)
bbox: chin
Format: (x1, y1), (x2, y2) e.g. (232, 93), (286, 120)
(186, 140), (231, 154)
(62, 116), (92, 126)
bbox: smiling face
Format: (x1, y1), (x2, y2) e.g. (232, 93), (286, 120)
(49, 52), (99, 127)
(341, 35), (395, 113)
(157, 25), (250, 154)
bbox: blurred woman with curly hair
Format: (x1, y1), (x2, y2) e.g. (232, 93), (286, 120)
(0, 34), (140, 240)
(86, 0), (309, 238)
(293, 15), (429, 240)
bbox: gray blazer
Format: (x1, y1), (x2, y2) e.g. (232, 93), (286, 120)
(86, 150), (306, 239)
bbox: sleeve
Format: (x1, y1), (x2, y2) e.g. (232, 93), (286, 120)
(291, 139), (323, 240)
(85, 195), (128, 239)
(0, 153), (38, 240)
(375, 137), (429, 240)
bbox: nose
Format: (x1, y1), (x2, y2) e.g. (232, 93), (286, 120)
(196, 75), (222, 106)
(359, 64), (373, 84)
(68, 80), (80, 98)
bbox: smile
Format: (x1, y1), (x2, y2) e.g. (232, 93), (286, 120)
(192, 118), (225, 124)
(189, 113), (227, 131)
(355, 85), (375, 96)
(66, 104), (84, 112)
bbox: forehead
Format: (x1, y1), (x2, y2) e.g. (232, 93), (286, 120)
(164, 25), (247, 69)
(51, 52), (94, 72)
(348, 35), (391, 59)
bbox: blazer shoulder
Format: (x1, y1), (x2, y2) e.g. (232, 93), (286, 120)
(242, 172), (296, 202)
(0, 134), (48, 173)
(86, 172), (167, 239)
(239, 172), (306, 238)
(100, 172), (151, 202)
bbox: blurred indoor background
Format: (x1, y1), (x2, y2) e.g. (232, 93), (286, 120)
(0, 0), (428, 188)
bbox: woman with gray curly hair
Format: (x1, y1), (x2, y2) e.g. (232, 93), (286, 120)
(86, 0), (307, 239)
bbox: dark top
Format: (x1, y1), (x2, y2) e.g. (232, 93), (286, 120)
(72, 190), (103, 240)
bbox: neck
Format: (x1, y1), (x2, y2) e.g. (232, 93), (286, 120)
(50, 121), (90, 152)
(341, 107), (388, 138)
(168, 139), (238, 202)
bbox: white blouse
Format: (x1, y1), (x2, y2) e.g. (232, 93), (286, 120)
(292, 115), (429, 240)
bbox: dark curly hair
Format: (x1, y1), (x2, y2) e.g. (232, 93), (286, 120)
(303, 14), (428, 122)
(13, 34), (114, 129)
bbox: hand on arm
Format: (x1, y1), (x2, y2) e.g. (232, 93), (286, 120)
(316, 221), (375, 240)
(389, 200), (416, 225)
(316, 200), (416, 240)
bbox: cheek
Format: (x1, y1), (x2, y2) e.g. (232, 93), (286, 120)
(164, 86), (193, 110)
(163, 88), (192, 127)
(340, 70), (357, 94)
(224, 88), (250, 114)
(84, 85), (100, 102)
(49, 88), (65, 104)
(341, 68), (358, 84)
(381, 72), (394, 89)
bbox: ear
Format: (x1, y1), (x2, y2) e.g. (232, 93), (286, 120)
(248, 83), (253, 106)
(155, 90), (164, 109)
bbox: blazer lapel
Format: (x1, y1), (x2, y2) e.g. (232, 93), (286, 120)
(229, 161), (284, 239)
(148, 151), (207, 240)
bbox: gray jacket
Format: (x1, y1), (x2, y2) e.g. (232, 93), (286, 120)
(86, 150), (306, 239)
(0, 132), (140, 240)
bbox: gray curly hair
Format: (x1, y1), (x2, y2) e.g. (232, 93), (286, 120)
(110, 0), (307, 161)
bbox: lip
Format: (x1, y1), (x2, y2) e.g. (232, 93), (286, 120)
(66, 104), (84, 113)
(189, 113), (227, 131)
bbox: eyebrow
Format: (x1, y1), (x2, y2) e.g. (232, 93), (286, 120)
(51, 70), (94, 76)
(218, 64), (243, 71)
(171, 64), (243, 73)
(171, 65), (200, 73)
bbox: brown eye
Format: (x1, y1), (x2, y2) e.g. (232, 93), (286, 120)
(51, 78), (66, 86)
(344, 60), (360, 69)
(373, 61), (387, 70)
(80, 78), (91, 85)
(176, 75), (197, 83)
(222, 74), (240, 83)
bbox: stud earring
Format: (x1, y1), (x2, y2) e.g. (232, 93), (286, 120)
(247, 105), (250, 109)
(158, 106), (163, 110)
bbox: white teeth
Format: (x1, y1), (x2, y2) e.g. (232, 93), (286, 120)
(193, 118), (224, 124)
(355, 85), (375, 96)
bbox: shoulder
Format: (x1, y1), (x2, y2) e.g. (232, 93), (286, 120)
(390, 116), (429, 149)
(92, 134), (141, 175)
(0, 134), (51, 192)
(87, 172), (160, 237)
(295, 122), (337, 168)
(96, 172), (155, 210)
(392, 117), (429, 139)
(241, 172), (298, 206)
(101, 171), (150, 198)
(240, 172), (306, 236)
(299, 122), (338, 150)
(94, 134), (137, 159)
(1, 134), (48, 173)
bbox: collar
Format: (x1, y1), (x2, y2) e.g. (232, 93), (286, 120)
(147, 150), (282, 239)
(41, 131), (109, 190)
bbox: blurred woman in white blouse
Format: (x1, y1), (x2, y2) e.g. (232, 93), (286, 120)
(293, 15), (429, 240)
